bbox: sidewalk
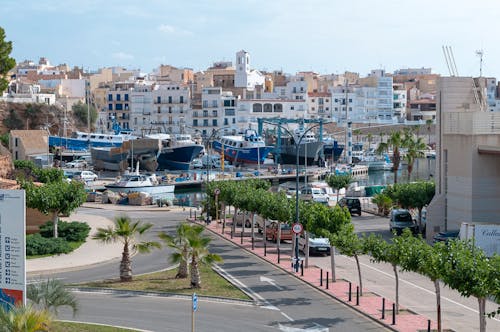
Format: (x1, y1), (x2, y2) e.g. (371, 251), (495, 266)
(196, 218), (438, 332)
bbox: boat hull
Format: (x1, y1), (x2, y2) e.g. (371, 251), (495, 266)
(212, 141), (272, 164)
(323, 142), (344, 162)
(279, 141), (325, 165)
(156, 145), (204, 171)
(49, 135), (124, 151)
(104, 184), (175, 195)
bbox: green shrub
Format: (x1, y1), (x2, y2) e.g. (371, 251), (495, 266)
(39, 220), (91, 242)
(26, 234), (72, 256)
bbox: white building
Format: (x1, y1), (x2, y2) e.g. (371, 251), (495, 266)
(236, 98), (307, 128)
(234, 50), (265, 90)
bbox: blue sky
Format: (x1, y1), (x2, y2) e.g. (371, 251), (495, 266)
(1, 0), (498, 77)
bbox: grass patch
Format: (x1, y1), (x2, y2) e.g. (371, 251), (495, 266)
(75, 265), (250, 300)
(52, 321), (139, 331)
(27, 241), (84, 259)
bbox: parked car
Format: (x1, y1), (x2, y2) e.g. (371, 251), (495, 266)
(66, 159), (87, 168)
(432, 230), (460, 244)
(337, 197), (362, 216)
(73, 170), (98, 182)
(265, 222), (293, 242)
(300, 186), (329, 204)
(191, 158), (203, 169)
(389, 209), (418, 235)
(233, 211), (264, 229)
(298, 232), (331, 256)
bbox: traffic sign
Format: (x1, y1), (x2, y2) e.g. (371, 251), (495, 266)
(292, 223), (303, 234)
(192, 293), (198, 312)
(214, 188), (220, 196)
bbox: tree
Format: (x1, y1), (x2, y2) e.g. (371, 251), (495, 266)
(0, 27), (16, 94)
(187, 226), (223, 288)
(403, 134), (426, 181)
(326, 173), (353, 202)
(438, 240), (498, 332)
(366, 133), (373, 150)
(71, 101), (98, 131)
(331, 222), (365, 295)
(158, 223), (200, 279)
(21, 180), (87, 238)
(27, 279), (78, 316)
(93, 215), (161, 282)
(0, 304), (52, 332)
(376, 131), (404, 183)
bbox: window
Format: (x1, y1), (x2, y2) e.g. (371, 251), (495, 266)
(253, 104), (262, 112)
(212, 110), (218, 117)
(124, 94), (129, 101)
(311, 99), (315, 103)
(124, 104), (129, 110)
(168, 96), (172, 104)
(115, 104), (123, 111)
(225, 109), (235, 116)
(212, 100), (218, 107)
(193, 119), (198, 126)
(180, 96), (184, 103)
(224, 118), (229, 125)
(108, 94), (113, 101)
(157, 106), (161, 114)
(203, 119), (208, 126)
(168, 107), (172, 114)
(264, 103), (272, 112)
(108, 104), (113, 111)
(157, 96), (161, 104)
(212, 119), (218, 126)
(232, 118), (236, 124)
(203, 110), (208, 117)
(116, 94), (121, 101)
(224, 100), (231, 107)
(203, 100), (208, 108)
(193, 111), (198, 117)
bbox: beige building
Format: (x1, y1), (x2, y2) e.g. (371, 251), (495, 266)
(9, 130), (49, 162)
(427, 77), (500, 238)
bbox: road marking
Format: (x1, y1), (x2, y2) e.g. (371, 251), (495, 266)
(278, 322), (329, 331)
(281, 312), (294, 321)
(214, 265), (279, 310)
(341, 255), (500, 322)
(260, 276), (284, 290)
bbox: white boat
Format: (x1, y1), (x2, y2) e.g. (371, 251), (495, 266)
(356, 152), (393, 171)
(105, 172), (174, 195)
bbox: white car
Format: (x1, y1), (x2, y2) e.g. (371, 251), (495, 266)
(300, 186), (329, 204)
(73, 170), (98, 182)
(298, 232), (331, 256)
(66, 159), (87, 168)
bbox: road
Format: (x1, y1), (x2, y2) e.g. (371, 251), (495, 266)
(44, 207), (389, 331)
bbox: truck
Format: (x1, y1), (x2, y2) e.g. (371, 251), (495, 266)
(459, 223), (500, 257)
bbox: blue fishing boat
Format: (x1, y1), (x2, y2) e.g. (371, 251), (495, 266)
(146, 133), (204, 171)
(212, 129), (272, 164)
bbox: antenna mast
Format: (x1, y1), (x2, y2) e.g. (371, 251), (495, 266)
(476, 49), (484, 77)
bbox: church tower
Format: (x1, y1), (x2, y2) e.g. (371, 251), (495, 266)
(235, 50), (250, 88)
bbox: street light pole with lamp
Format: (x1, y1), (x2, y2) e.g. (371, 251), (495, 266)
(260, 119), (326, 272)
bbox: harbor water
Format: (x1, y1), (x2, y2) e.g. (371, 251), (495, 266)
(173, 158), (436, 207)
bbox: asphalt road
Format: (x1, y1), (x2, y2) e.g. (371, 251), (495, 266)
(46, 207), (389, 331)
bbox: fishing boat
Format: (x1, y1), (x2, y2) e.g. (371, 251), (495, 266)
(145, 133), (204, 171)
(322, 136), (344, 162)
(211, 129), (273, 165)
(278, 127), (325, 166)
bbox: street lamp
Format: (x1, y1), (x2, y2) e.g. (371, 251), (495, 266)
(261, 120), (326, 272)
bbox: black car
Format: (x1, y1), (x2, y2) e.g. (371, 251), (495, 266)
(389, 209), (418, 235)
(432, 230), (460, 244)
(337, 197), (362, 216)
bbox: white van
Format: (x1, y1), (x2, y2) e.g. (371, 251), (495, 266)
(300, 186), (329, 204)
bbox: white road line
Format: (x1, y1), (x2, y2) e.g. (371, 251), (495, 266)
(281, 312), (294, 322)
(341, 255), (500, 322)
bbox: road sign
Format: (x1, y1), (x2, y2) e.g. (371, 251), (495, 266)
(292, 223), (303, 234)
(192, 293), (198, 312)
(214, 188), (220, 196)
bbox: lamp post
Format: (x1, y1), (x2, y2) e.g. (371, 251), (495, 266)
(262, 120), (325, 272)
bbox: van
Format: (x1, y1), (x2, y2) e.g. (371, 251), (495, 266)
(300, 186), (329, 204)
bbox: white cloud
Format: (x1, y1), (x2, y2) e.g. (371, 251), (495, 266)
(112, 52), (134, 60)
(158, 24), (192, 36)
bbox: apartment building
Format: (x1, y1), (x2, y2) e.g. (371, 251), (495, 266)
(426, 77), (500, 238)
(307, 92), (331, 119)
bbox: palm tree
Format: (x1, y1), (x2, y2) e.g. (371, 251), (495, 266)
(326, 173), (353, 202)
(27, 279), (78, 316)
(376, 131), (404, 184)
(367, 133), (373, 151)
(187, 228), (223, 288)
(158, 223), (204, 279)
(404, 134), (426, 181)
(0, 304), (53, 332)
(93, 214), (161, 282)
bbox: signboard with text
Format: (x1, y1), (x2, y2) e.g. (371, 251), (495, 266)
(0, 190), (26, 311)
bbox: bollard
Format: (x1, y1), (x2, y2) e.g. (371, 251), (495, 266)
(348, 282), (352, 302)
(356, 286), (359, 305)
(277, 247), (280, 264)
(300, 260), (304, 276)
(222, 221), (225, 234)
(264, 240), (267, 256)
(194, 211), (197, 220)
(427, 320), (431, 332)
(381, 298), (385, 319)
(252, 236), (254, 250)
(326, 272), (329, 289)
(392, 303), (396, 325)
(190, 209), (192, 219)
(320, 269), (323, 286)
(240, 231), (243, 244)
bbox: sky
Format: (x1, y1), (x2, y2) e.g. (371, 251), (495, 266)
(1, 0), (499, 77)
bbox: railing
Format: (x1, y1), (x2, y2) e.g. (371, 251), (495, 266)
(443, 112), (500, 135)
